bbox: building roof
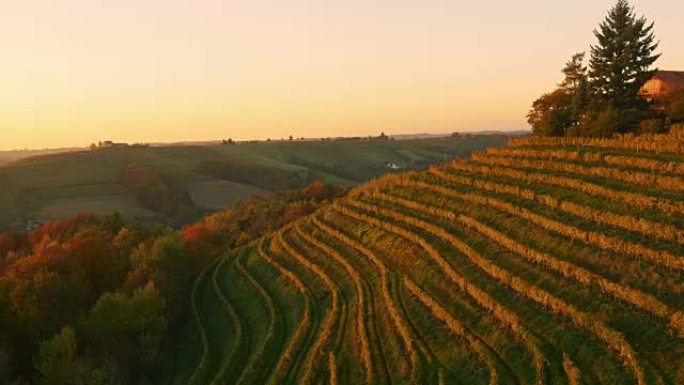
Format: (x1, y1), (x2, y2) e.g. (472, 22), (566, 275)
(654, 71), (684, 89)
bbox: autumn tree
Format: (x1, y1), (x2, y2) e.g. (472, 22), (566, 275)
(527, 89), (575, 137)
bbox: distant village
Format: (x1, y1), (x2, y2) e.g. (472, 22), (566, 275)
(90, 141), (149, 150)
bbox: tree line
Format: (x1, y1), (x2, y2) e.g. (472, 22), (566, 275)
(0, 181), (342, 385)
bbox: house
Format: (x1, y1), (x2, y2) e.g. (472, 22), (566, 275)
(26, 219), (42, 231)
(101, 141), (128, 149)
(640, 71), (684, 99)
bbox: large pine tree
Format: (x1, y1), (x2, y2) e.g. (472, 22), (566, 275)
(589, 0), (659, 110)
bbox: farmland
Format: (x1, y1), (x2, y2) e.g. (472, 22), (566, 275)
(0, 135), (506, 230)
(176, 128), (684, 384)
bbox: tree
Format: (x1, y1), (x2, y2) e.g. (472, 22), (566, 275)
(81, 285), (166, 382)
(126, 234), (192, 321)
(527, 89), (575, 137)
(589, 0), (659, 110)
(0, 342), (11, 384)
(560, 52), (589, 121)
(34, 326), (80, 385)
(34, 326), (122, 385)
(580, 105), (625, 137)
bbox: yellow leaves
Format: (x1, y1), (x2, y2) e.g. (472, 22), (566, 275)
(342, 197), (645, 385)
(603, 155), (684, 175)
(486, 147), (684, 176)
(430, 167), (684, 244)
(335, 200), (548, 383)
(312, 215), (419, 380)
(328, 353), (338, 385)
(471, 153), (684, 192)
(448, 160), (684, 216)
(670, 312), (684, 339)
(508, 131), (684, 154)
(413, 178), (684, 272)
(563, 354), (581, 385)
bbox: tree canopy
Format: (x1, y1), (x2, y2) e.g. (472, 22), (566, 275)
(528, 0), (666, 137)
(589, 0), (659, 110)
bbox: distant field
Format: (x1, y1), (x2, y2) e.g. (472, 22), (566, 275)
(0, 135), (509, 230)
(38, 194), (158, 220)
(187, 180), (269, 209)
(0, 148), (80, 167)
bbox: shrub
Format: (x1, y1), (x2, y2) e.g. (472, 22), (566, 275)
(579, 106), (624, 137)
(667, 91), (684, 122)
(638, 118), (666, 134)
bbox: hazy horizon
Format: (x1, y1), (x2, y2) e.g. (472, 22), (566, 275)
(2, 0), (683, 151)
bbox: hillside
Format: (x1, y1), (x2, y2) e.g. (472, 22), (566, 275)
(0, 135), (507, 231)
(176, 129), (684, 384)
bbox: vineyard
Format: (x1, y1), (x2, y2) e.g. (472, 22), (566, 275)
(175, 129), (684, 385)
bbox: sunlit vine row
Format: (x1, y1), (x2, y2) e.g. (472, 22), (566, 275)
(211, 257), (248, 384)
(277, 228), (341, 385)
(235, 251), (283, 385)
(343, 199), (645, 385)
(328, 353), (338, 385)
(508, 131), (684, 154)
(331, 203), (548, 385)
(446, 161), (684, 215)
(410, 177), (684, 273)
(429, 168), (684, 244)
(370, 189), (684, 338)
(471, 153), (684, 192)
(403, 278), (499, 385)
(257, 237), (314, 385)
(299, 219), (375, 384)
(485, 147), (684, 175)
(312, 215), (422, 380)
(188, 262), (215, 385)
(562, 354), (581, 385)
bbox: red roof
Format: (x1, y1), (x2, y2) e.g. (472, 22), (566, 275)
(653, 71), (684, 89)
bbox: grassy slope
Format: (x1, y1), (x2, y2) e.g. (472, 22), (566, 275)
(0, 135), (506, 229)
(176, 131), (684, 385)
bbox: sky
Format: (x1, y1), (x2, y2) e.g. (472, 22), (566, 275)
(1, 0), (683, 150)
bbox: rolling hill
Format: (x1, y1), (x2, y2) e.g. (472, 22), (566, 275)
(0, 135), (507, 231)
(175, 128), (684, 384)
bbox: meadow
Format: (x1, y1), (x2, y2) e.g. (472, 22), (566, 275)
(175, 128), (684, 384)
(0, 135), (506, 230)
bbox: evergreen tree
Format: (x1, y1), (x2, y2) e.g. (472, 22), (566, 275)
(560, 52), (589, 124)
(589, 0), (659, 110)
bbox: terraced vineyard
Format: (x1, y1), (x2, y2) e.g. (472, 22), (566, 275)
(175, 129), (684, 384)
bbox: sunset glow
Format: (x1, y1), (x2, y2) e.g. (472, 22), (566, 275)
(2, 0), (683, 150)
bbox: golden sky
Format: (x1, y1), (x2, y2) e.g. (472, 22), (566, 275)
(2, 0), (683, 150)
